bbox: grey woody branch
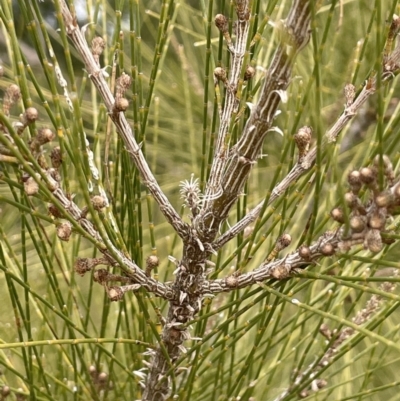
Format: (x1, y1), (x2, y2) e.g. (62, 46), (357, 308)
(204, 3), (251, 206)
(197, 0), (311, 243)
(204, 230), (341, 294)
(50, 185), (174, 299)
(59, 0), (189, 240)
(210, 152), (400, 295)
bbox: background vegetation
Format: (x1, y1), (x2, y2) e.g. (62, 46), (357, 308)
(0, 0), (400, 400)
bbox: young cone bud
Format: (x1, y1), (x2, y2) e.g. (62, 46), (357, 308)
(394, 183), (400, 201)
(368, 211), (386, 230)
(277, 233), (292, 250)
(89, 365), (97, 380)
(114, 97), (129, 112)
(22, 107), (39, 125)
(244, 65), (256, 81)
(350, 215), (365, 233)
(98, 372), (108, 384)
(347, 170), (362, 193)
(344, 192), (358, 208)
(375, 191), (393, 208)
(215, 14), (228, 33)
(1, 385), (10, 397)
(226, 275), (239, 288)
(270, 264), (290, 280)
(298, 245), (311, 260)
(145, 255), (160, 276)
(320, 243), (335, 256)
(330, 207), (344, 223)
(107, 286), (124, 302)
(35, 128), (55, 145)
(359, 167), (376, 185)
(214, 67), (227, 83)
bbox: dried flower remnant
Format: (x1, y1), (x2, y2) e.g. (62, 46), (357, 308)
(74, 257), (108, 276)
(3, 84), (21, 116)
(30, 128), (55, 152)
(112, 73), (132, 113)
(91, 36), (105, 65)
(115, 73), (132, 99)
(23, 176), (40, 196)
(179, 174), (202, 217)
(50, 146), (62, 168)
(265, 233), (292, 262)
(344, 83), (356, 107)
(91, 195), (107, 211)
(48, 203), (63, 218)
(56, 221), (72, 242)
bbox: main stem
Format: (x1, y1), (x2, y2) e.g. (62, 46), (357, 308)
(143, 2), (312, 399)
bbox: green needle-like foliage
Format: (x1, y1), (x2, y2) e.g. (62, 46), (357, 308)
(0, 1), (400, 400)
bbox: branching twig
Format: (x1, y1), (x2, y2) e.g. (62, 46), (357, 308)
(204, 3), (251, 204)
(58, 0), (190, 240)
(197, 0), (312, 242)
(210, 154), (400, 294)
(213, 65), (400, 251)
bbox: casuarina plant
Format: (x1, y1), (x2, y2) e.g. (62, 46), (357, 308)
(1, 0), (400, 400)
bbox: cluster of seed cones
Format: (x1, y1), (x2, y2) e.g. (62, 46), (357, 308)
(330, 155), (399, 254)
